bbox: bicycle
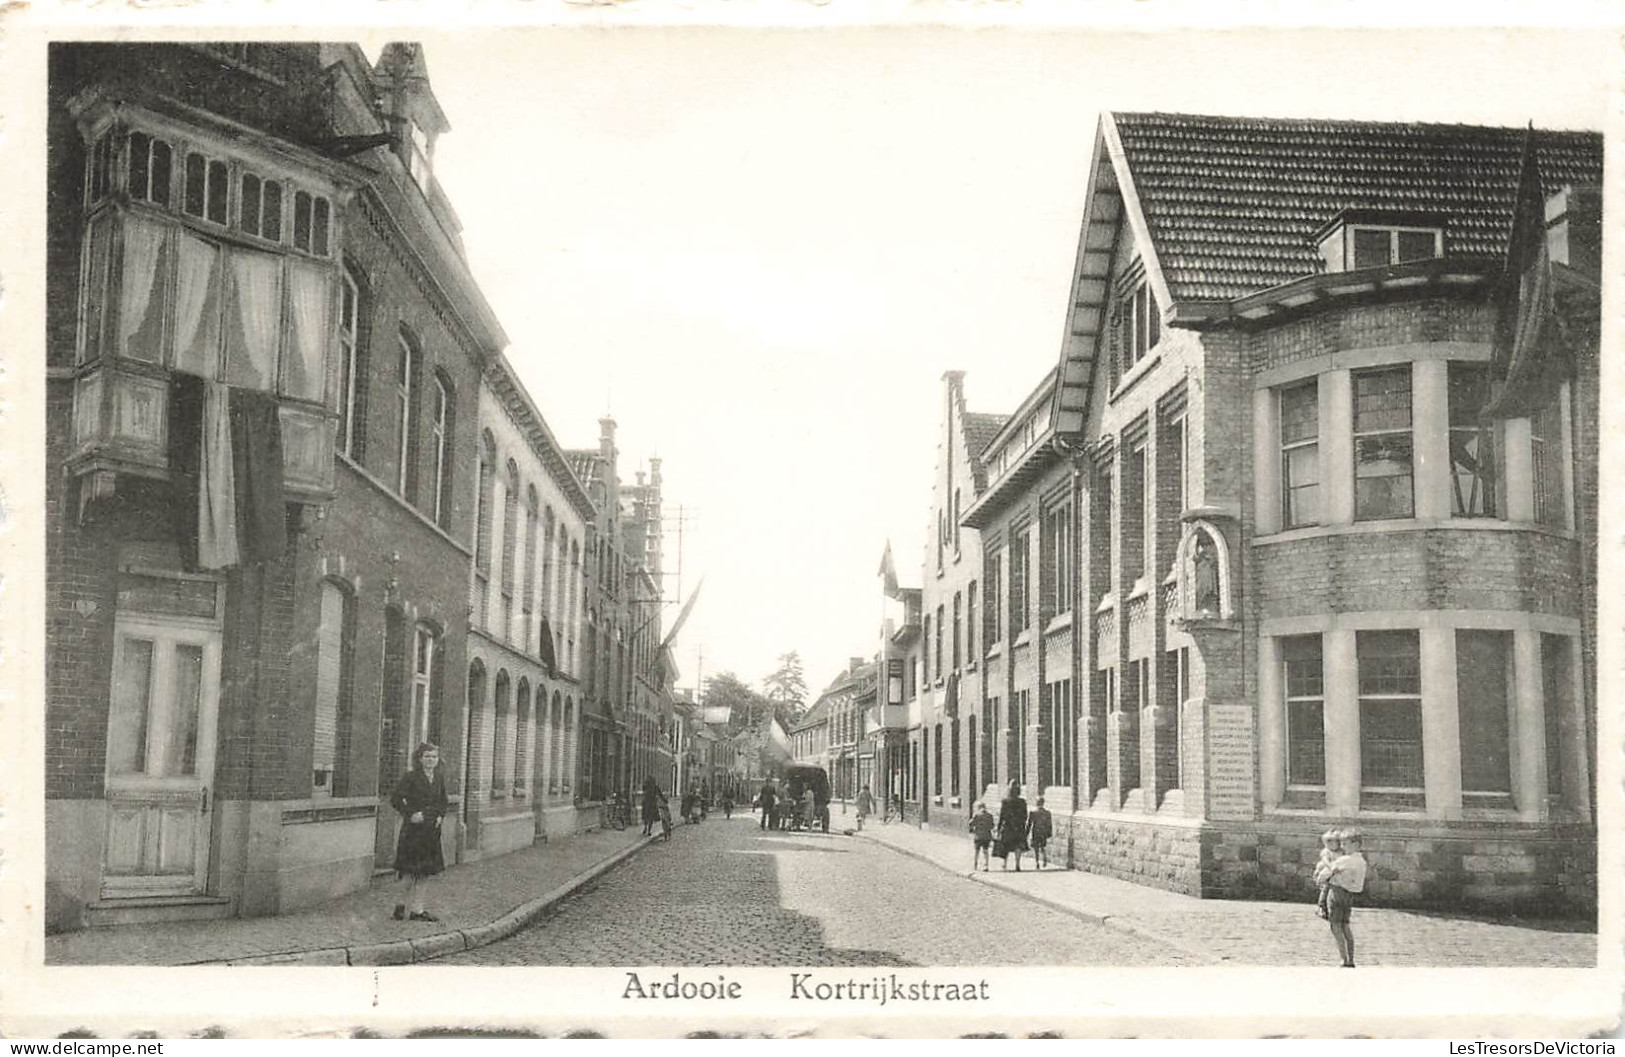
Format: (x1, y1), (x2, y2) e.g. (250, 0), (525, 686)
(603, 793), (630, 830)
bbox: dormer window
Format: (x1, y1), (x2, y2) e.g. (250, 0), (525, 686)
(1317, 212), (1444, 273)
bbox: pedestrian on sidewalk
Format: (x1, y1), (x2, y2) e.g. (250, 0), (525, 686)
(390, 742), (448, 923)
(855, 784), (874, 832)
(721, 791), (734, 819)
(641, 775), (661, 836)
(995, 780), (1029, 872)
(1027, 796), (1053, 869)
(1315, 828), (1367, 967)
(969, 801), (995, 871)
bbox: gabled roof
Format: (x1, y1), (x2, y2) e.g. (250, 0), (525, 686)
(791, 695), (831, 732)
(1109, 111), (1603, 304)
(962, 411), (1007, 491)
(962, 412), (1005, 458)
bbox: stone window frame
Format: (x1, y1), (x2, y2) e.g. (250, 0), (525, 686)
(1260, 611), (1587, 822)
(1253, 345), (1573, 539)
(1352, 365), (1416, 521)
(1279, 378), (1321, 529)
(1281, 633), (1327, 793)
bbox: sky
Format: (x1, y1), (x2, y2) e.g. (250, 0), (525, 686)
(397, 26), (1611, 699)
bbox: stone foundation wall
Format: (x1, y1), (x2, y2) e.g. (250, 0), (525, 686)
(1064, 813), (1208, 894)
(1062, 813), (1596, 915)
(1212, 822), (1597, 915)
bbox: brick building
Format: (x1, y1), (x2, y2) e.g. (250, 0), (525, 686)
(41, 42), (646, 932)
(823, 660), (873, 803)
(567, 422), (674, 807)
(954, 112), (1600, 913)
(44, 42), (511, 929)
(913, 373), (1007, 834)
(462, 353), (593, 858)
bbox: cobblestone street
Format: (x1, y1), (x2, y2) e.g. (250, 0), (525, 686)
(438, 814), (1199, 966)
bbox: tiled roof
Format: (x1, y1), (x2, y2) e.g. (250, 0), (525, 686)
(962, 412), (1006, 461)
(1110, 112), (1604, 303)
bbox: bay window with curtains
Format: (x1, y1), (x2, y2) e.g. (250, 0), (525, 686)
(67, 102), (350, 508)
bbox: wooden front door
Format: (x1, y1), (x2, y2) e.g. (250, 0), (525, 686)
(101, 617), (222, 899)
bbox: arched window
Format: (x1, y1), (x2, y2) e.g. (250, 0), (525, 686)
(313, 579), (355, 797)
(431, 370), (454, 529)
(557, 529), (570, 667)
(541, 508), (556, 633)
(472, 432), (496, 623)
(968, 714), (978, 803)
(410, 624), (439, 747)
(515, 679), (532, 795)
(465, 661), (487, 804)
(395, 329), (419, 498)
(549, 690), (564, 794)
(492, 670), (511, 794)
(568, 541), (581, 671)
(523, 487), (539, 653)
(501, 460), (520, 641)
(934, 722), (944, 796)
(562, 696), (576, 794)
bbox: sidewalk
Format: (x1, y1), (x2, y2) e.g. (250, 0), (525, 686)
(47, 827), (651, 966)
(856, 821), (1597, 968)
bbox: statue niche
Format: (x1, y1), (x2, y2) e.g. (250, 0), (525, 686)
(1174, 519), (1234, 628)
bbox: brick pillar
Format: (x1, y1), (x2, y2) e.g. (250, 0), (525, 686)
(1081, 453), (1112, 809)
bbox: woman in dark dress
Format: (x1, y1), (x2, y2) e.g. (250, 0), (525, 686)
(391, 742), (449, 922)
(640, 775), (661, 836)
(996, 779), (1029, 872)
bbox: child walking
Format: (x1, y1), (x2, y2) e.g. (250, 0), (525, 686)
(969, 802), (995, 871)
(855, 784), (874, 832)
(1027, 796), (1054, 869)
(1314, 828), (1342, 919)
(1315, 828), (1368, 967)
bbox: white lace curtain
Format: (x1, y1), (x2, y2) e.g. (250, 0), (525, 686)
(174, 232), (221, 377)
(284, 259), (330, 401)
(223, 251), (282, 391)
(117, 215), (169, 363)
(103, 213), (335, 397)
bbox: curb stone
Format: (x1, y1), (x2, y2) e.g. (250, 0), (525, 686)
(856, 830), (1219, 965)
(409, 931), (469, 961)
(193, 833), (653, 967)
(349, 939), (415, 967)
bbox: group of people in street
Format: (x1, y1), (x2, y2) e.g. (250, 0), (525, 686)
(387, 748), (1370, 967)
(968, 782), (1052, 872)
(751, 778), (825, 832)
